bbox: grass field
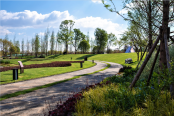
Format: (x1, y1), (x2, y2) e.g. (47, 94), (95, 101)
(0, 61), (96, 85)
(0, 53), (146, 85)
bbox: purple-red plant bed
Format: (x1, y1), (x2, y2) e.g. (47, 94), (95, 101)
(47, 81), (111, 116)
(0, 61), (85, 72)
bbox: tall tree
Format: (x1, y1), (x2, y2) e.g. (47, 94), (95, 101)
(0, 38), (13, 57)
(102, 0), (164, 52)
(56, 31), (62, 54)
(21, 39), (24, 57)
(59, 20), (75, 53)
(72, 28), (83, 54)
(31, 38), (35, 56)
(44, 28), (49, 56)
(26, 39), (30, 56)
(94, 28), (108, 54)
(90, 38), (95, 53)
(78, 39), (90, 54)
(50, 31), (55, 55)
(34, 34), (40, 58)
(107, 33), (117, 53)
(15, 40), (20, 56)
(86, 31), (90, 43)
(40, 37), (45, 56)
(9, 45), (17, 57)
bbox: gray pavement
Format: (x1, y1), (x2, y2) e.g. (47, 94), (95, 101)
(0, 60), (123, 116)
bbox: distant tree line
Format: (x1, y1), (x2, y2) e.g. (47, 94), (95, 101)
(0, 19), (120, 57)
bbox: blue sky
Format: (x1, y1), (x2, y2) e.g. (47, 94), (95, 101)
(0, 0), (131, 52)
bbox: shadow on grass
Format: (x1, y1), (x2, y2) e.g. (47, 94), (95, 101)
(76, 54), (97, 60)
(46, 54), (61, 59)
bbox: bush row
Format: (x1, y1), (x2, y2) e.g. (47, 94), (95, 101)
(0, 60), (10, 64)
(0, 61), (72, 72)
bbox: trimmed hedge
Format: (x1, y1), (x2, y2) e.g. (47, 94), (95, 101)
(0, 61), (84, 72)
(0, 61), (71, 72)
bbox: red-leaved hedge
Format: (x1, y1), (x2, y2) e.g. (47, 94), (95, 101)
(0, 61), (74, 72)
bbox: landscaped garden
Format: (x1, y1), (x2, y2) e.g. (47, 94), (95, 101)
(0, 52), (146, 84)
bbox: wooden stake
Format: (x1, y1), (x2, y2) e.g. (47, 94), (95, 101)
(147, 46), (160, 86)
(136, 45), (148, 70)
(129, 28), (162, 89)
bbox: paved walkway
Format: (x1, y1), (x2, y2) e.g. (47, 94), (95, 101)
(0, 61), (123, 116)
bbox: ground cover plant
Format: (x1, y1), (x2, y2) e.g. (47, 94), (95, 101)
(72, 61), (174, 116)
(45, 54), (174, 116)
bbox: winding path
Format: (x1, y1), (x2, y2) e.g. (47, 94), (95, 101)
(0, 60), (123, 116)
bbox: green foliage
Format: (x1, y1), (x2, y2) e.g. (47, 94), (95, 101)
(0, 60), (10, 64)
(50, 31), (55, 55)
(39, 55), (46, 58)
(34, 34), (40, 57)
(74, 64), (174, 115)
(72, 28), (84, 53)
(78, 39), (90, 53)
(94, 28), (108, 53)
(92, 46), (99, 54)
(0, 60), (5, 63)
(9, 45), (17, 54)
(59, 20), (75, 52)
(5, 60), (10, 64)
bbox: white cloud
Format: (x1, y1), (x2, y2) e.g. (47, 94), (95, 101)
(74, 16), (127, 39)
(0, 10), (74, 29)
(91, 0), (102, 4)
(0, 27), (13, 35)
(0, 10), (128, 44)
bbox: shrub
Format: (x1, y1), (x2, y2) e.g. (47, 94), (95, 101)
(39, 55), (45, 58)
(5, 60), (10, 64)
(0, 60), (5, 63)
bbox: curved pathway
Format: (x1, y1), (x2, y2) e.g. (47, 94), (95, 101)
(0, 61), (123, 116)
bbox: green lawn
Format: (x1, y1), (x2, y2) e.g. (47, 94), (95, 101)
(0, 61), (96, 85)
(43, 53), (146, 68)
(0, 53), (146, 85)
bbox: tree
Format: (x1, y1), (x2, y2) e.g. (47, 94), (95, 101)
(21, 39), (24, 57)
(92, 46), (99, 54)
(0, 36), (12, 57)
(90, 38), (95, 53)
(59, 20), (75, 53)
(56, 31), (63, 54)
(78, 39), (90, 54)
(44, 28), (49, 56)
(26, 39), (30, 56)
(107, 33), (117, 53)
(102, 0), (164, 52)
(94, 28), (108, 54)
(71, 28), (84, 54)
(40, 37), (45, 56)
(34, 34), (40, 57)
(31, 38), (35, 56)
(50, 31), (55, 55)
(9, 45), (17, 57)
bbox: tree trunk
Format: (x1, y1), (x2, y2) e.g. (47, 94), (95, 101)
(148, 0), (153, 52)
(75, 41), (77, 54)
(66, 41), (68, 53)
